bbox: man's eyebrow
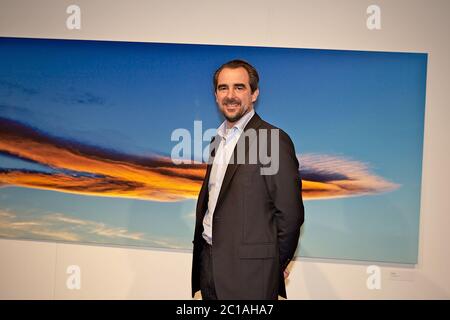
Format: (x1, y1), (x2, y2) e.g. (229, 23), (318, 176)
(217, 83), (247, 89)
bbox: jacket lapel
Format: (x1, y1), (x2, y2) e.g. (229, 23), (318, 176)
(214, 113), (263, 214)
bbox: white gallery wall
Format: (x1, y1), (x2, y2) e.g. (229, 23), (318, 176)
(0, 0), (449, 299)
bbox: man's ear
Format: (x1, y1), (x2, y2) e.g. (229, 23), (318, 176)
(252, 88), (259, 103)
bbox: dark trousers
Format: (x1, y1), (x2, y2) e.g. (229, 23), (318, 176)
(200, 240), (218, 300)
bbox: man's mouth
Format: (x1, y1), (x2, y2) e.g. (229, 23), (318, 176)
(225, 103), (240, 109)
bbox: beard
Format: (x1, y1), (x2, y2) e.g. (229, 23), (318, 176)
(220, 97), (249, 123)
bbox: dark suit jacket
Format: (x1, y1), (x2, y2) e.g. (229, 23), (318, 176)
(191, 113), (304, 300)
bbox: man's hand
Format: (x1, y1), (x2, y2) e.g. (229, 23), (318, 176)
(283, 269), (290, 279)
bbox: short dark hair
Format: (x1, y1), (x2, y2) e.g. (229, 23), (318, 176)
(213, 59), (259, 93)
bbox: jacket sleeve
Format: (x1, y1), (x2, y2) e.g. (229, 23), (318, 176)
(263, 129), (304, 271)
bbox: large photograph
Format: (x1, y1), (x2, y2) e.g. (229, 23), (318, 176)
(0, 37), (427, 264)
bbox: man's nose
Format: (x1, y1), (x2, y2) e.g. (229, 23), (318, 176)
(226, 88), (236, 98)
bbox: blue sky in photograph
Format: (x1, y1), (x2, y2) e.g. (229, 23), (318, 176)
(0, 37), (427, 263)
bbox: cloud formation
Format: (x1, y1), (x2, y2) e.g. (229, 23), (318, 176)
(0, 117), (205, 201)
(0, 80), (38, 96)
(299, 153), (399, 199)
(0, 209), (186, 249)
(0, 117), (399, 201)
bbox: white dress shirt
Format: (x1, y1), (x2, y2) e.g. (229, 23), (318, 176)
(202, 109), (255, 244)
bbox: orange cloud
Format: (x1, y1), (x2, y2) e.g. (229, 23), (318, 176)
(0, 117), (204, 201)
(0, 117), (399, 201)
(299, 154), (399, 200)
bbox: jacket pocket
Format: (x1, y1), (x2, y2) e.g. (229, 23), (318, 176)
(238, 243), (276, 259)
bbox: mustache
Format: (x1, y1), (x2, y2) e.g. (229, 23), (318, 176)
(222, 97), (241, 105)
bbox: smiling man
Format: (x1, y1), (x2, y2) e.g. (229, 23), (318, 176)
(191, 59), (304, 300)
(215, 66), (258, 125)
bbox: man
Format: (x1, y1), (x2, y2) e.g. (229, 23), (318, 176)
(191, 59), (304, 300)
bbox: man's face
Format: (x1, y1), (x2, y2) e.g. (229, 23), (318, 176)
(215, 67), (259, 124)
